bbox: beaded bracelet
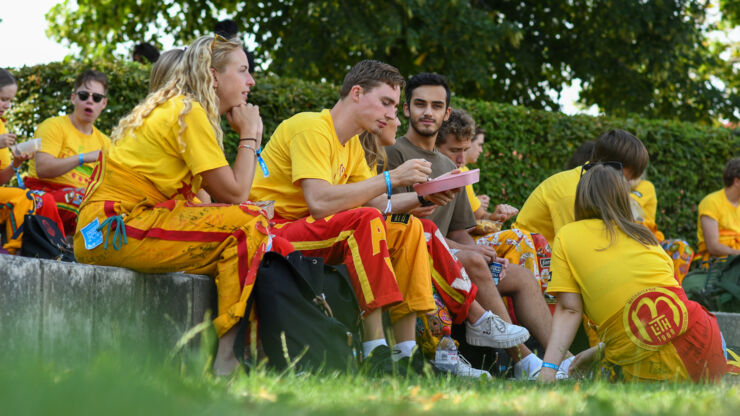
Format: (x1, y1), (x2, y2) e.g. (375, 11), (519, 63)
(238, 144), (256, 153)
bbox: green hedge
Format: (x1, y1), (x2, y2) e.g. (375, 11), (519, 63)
(8, 60), (739, 245)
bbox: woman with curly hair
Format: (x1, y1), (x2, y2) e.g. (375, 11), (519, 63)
(73, 35), (292, 374)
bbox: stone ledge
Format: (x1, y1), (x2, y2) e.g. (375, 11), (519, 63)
(0, 254), (216, 359)
(714, 312), (740, 351)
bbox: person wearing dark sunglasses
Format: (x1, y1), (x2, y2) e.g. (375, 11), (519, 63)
(513, 129), (649, 246)
(24, 69), (111, 236)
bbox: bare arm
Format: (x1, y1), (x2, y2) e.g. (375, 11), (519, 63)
(539, 292), (583, 382)
(35, 150), (100, 179)
(1, 153), (32, 185)
(365, 191), (421, 213)
(202, 104), (262, 204)
(473, 205), (488, 219)
(302, 159), (432, 219)
(701, 215), (740, 257)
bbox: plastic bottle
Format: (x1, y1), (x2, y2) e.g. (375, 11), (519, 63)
(434, 326), (459, 373)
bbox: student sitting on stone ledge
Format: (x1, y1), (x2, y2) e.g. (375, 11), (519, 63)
(25, 69), (112, 237)
(73, 35), (293, 375)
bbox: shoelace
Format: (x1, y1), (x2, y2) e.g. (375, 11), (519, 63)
(97, 215), (128, 250)
(490, 314), (507, 332)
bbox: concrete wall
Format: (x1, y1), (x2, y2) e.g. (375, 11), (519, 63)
(0, 255), (216, 360)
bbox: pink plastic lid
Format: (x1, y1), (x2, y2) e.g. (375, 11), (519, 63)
(413, 168), (480, 196)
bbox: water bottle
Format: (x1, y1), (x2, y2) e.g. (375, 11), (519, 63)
(434, 326), (459, 373)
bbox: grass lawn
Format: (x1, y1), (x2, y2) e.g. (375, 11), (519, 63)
(1, 349), (738, 416)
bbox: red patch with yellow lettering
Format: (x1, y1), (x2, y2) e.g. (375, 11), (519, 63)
(623, 287), (688, 351)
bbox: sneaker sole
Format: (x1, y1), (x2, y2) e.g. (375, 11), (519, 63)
(466, 330), (530, 349)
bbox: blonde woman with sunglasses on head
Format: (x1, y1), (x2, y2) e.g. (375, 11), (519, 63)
(73, 35), (293, 375)
(539, 164), (732, 383)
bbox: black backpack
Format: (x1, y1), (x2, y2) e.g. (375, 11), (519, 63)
(234, 251), (362, 373)
(18, 214), (75, 262)
(683, 254), (740, 312)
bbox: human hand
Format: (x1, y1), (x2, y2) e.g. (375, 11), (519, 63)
(490, 203), (518, 222)
(11, 151), (32, 168)
(82, 150), (101, 163)
(227, 103), (263, 147)
(0, 133), (17, 149)
(478, 194), (490, 211)
(425, 188), (459, 206)
(409, 204), (436, 217)
(568, 344), (602, 379)
(537, 367), (557, 383)
(389, 158), (432, 187)
(468, 243), (498, 263)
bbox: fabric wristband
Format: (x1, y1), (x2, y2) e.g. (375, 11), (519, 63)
(79, 154), (84, 166)
(238, 144), (256, 153)
(541, 362), (559, 371)
(256, 148), (269, 177)
(383, 171), (392, 197)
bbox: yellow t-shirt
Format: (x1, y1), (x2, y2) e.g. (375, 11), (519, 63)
(28, 115), (111, 188)
(513, 165), (581, 244)
(461, 166), (482, 212)
(250, 109), (373, 220)
(108, 96), (228, 200)
(630, 180), (657, 224)
(548, 219), (678, 325)
(697, 189), (740, 254)
(0, 119), (11, 171)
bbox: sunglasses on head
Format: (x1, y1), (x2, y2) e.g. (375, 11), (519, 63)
(75, 91), (105, 103)
(580, 161), (623, 177)
(210, 33), (229, 51)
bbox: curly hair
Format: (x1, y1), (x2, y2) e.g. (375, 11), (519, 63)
(436, 108), (475, 146)
(112, 35), (243, 150)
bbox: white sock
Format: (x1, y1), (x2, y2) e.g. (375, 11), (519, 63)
(391, 340), (417, 361)
(472, 310), (494, 326)
(362, 339), (387, 358)
(515, 353), (542, 375)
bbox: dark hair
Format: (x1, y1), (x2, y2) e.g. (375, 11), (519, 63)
(405, 72), (451, 108)
(0, 68), (17, 89)
(474, 126), (486, 137)
(74, 69), (109, 94)
(132, 42), (160, 64)
(437, 108), (475, 146)
(592, 129), (649, 179)
(214, 19), (239, 38)
(566, 140), (595, 169)
(723, 157), (740, 187)
(339, 60), (404, 99)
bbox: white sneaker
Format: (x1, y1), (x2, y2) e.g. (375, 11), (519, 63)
(466, 311), (530, 349)
(556, 356), (574, 380)
(455, 354), (491, 379)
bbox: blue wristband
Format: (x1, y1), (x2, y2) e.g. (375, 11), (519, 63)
(13, 165), (25, 189)
(541, 361), (559, 371)
(79, 154), (84, 166)
(256, 148), (269, 177)
(383, 171), (392, 197)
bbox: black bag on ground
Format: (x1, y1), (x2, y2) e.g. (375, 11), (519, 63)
(234, 251), (361, 373)
(683, 254), (740, 312)
(18, 214), (74, 262)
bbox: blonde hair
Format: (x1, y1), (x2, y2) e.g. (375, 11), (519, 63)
(149, 48), (184, 93)
(359, 131), (387, 172)
(112, 35), (243, 149)
(574, 164), (659, 248)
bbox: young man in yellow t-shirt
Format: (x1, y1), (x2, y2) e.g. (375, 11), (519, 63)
(697, 157), (740, 261)
(251, 60), (442, 374)
(25, 69), (111, 235)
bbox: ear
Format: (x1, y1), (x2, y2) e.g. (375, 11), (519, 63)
(442, 106), (452, 121)
(403, 102), (410, 118)
(100, 97), (108, 111)
(210, 67), (218, 88)
(350, 85), (363, 103)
